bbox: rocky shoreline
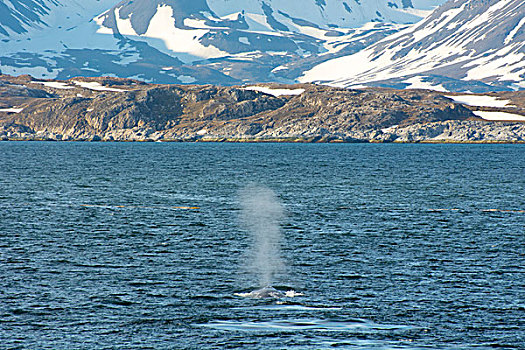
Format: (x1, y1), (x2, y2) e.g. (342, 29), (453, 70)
(1, 75), (524, 143)
(3, 120), (524, 143)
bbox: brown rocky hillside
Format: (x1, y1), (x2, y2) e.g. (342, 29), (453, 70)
(1, 75), (524, 142)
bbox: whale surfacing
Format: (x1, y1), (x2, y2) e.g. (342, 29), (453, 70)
(235, 287), (304, 299)
(235, 287), (285, 299)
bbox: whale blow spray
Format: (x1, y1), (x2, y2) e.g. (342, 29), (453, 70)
(240, 184), (285, 288)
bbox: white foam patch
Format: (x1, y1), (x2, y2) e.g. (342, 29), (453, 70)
(473, 111), (525, 122)
(244, 86), (305, 97)
(203, 318), (414, 331)
(284, 290), (305, 298)
(237, 304), (340, 311)
(234, 289), (303, 298)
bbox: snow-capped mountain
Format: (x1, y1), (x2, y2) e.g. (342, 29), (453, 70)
(95, 0), (442, 62)
(302, 0), (525, 92)
(0, 0), (445, 85)
(0, 0), (117, 37)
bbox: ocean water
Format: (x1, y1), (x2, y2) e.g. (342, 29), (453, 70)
(0, 142), (523, 349)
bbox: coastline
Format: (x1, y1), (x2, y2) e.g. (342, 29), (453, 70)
(2, 137), (525, 144)
(1, 76), (524, 144)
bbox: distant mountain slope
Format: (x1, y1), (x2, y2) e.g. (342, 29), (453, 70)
(0, 0), (116, 36)
(0, 0), (446, 85)
(301, 0), (525, 92)
(95, 0), (441, 62)
(0, 0), (55, 36)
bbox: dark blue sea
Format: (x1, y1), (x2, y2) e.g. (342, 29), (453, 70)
(0, 142), (524, 349)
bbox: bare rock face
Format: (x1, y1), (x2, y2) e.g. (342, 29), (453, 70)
(0, 75), (524, 142)
(379, 121), (525, 143)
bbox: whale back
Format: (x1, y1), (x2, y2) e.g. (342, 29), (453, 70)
(236, 286), (285, 299)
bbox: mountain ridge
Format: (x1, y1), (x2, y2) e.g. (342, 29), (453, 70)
(0, 0), (446, 85)
(1, 0), (523, 92)
(301, 0), (525, 92)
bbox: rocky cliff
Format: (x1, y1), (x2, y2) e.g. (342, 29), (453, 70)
(1, 75), (524, 142)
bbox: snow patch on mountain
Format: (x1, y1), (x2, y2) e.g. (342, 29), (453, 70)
(473, 111), (525, 122)
(505, 16), (525, 45)
(404, 76), (447, 92)
(0, 0), (447, 85)
(244, 86), (305, 96)
(0, 107), (23, 113)
(140, 5), (228, 61)
(94, 0), (446, 62)
(446, 95), (515, 108)
(35, 81), (74, 89)
(301, 0), (525, 92)
(0, 0), (117, 38)
(73, 81), (128, 92)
